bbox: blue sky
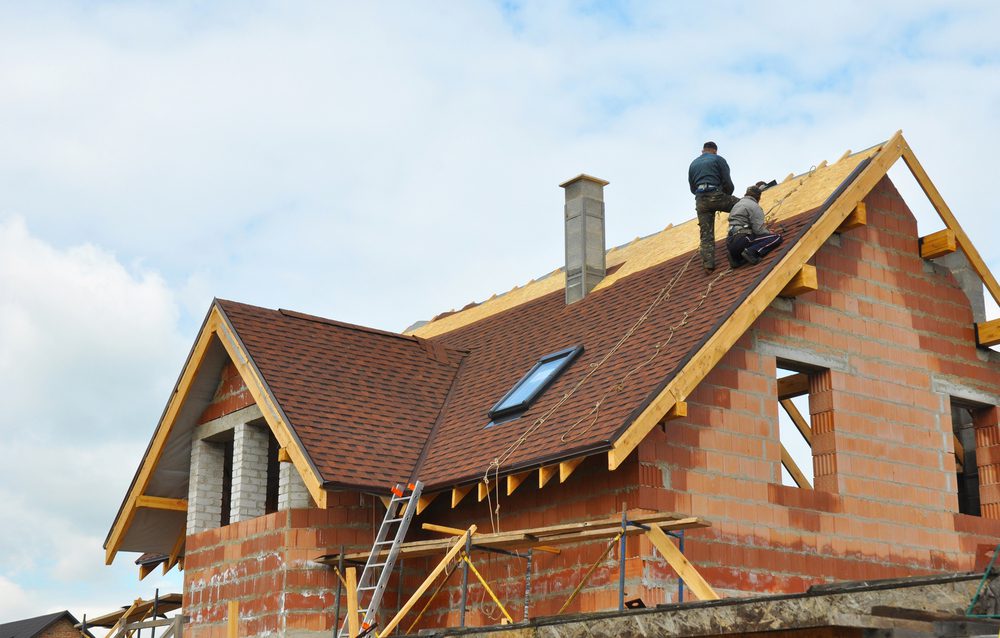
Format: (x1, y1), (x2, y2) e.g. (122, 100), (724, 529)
(1, 0), (999, 621)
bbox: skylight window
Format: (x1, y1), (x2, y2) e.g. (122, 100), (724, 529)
(488, 345), (583, 421)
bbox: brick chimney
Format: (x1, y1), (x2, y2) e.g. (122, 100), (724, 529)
(561, 174), (608, 304)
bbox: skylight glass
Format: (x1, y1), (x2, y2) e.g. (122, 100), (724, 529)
(488, 345), (583, 421)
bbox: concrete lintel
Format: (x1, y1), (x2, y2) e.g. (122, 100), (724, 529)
(931, 378), (1000, 408)
(755, 340), (850, 374)
(195, 404), (264, 441)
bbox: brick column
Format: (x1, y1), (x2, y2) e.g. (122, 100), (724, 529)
(279, 462), (313, 509)
(187, 439), (224, 535)
(809, 369), (838, 492)
(975, 407), (1000, 519)
(230, 422), (269, 522)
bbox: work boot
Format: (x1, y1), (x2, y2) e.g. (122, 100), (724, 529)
(741, 248), (760, 265)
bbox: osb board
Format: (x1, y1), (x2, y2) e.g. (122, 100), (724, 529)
(408, 145), (882, 340)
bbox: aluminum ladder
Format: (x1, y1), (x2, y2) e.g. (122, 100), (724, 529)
(338, 480), (423, 638)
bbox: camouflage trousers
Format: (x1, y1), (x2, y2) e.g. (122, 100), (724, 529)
(695, 191), (740, 270)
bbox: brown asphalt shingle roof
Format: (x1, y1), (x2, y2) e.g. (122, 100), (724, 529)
(216, 206), (819, 491)
(217, 302), (465, 489)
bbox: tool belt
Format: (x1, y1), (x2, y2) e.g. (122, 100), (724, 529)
(728, 227), (752, 238)
(694, 183), (718, 194)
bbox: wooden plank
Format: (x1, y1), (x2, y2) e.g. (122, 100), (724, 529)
(105, 309), (222, 564)
(422, 523), (467, 536)
(902, 145), (1000, 308)
(451, 485), (472, 508)
(837, 202), (867, 231)
(507, 470), (531, 496)
(779, 264), (818, 298)
(953, 434), (965, 472)
(777, 373), (809, 400)
(919, 228), (957, 260)
(227, 601), (238, 638)
(559, 457), (584, 483)
(780, 399), (813, 445)
(975, 318), (1000, 348)
(135, 495), (188, 512)
(213, 310), (328, 509)
(379, 527), (476, 638)
(781, 444), (813, 489)
(607, 131), (906, 471)
(539, 464), (558, 488)
(345, 567), (359, 638)
(277, 447), (292, 463)
(838, 149), (852, 162)
(645, 523), (720, 601)
(164, 533), (185, 574)
(416, 492), (437, 515)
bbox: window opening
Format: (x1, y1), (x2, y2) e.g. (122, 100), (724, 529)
(488, 345), (583, 422)
(953, 399), (981, 516)
(220, 439), (234, 526)
(777, 363), (815, 489)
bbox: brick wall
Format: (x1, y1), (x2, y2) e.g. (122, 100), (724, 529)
(198, 361), (255, 425)
(635, 175), (1000, 601)
(182, 175), (1000, 635)
(40, 618), (89, 638)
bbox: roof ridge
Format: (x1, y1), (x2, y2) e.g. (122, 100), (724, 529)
(275, 307), (421, 342)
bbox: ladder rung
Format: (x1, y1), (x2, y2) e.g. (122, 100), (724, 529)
(385, 517), (404, 523)
(374, 540), (394, 546)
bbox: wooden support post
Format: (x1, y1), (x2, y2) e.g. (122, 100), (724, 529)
(645, 523), (720, 601)
(954, 434), (965, 472)
(451, 485), (472, 508)
(416, 493), (437, 515)
(345, 567), (359, 638)
(780, 444), (812, 489)
(919, 228), (957, 259)
(507, 471), (531, 496)
(227, 601), (238, 638)
(380, 526), (476, 638)
(538, 465), (557, 488)
(135, 496), (188, 512)
(559, 457), (584, 483)
(976, 319), (1000, 348)
(838, 202), (867, 231)
(779, 264), (818, 298)
(777, 373), (810, 400)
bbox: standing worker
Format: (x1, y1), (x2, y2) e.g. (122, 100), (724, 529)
(727, 183), (783, 268)
(688, 141), (739, 271)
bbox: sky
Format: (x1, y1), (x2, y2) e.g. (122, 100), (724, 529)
(2, 0), (1000, 622)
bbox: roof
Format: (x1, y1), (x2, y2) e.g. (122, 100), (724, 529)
(106, 130), (1000, 563)
(0, 611), (92, 638)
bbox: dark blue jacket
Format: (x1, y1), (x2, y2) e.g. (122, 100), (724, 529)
(688, 152), (735, 196)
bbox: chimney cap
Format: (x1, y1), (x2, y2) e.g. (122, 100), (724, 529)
(559, 173), (610, 189)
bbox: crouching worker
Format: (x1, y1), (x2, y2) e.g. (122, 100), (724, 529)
(727, 183), (783, 268)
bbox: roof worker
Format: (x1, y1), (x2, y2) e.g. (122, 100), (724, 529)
(727, 182), (783, 268)
(688, 141), (739, 272)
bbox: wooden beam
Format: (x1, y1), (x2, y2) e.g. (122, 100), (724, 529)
(559, 457), (584, 483)
(953, 434), (965, 472)
(607, 133), (906, 471)
(645, 523), (720, 601)
(838, 149), (852, 162)
(782, 172), (794, 183)
(781, 444), (813, 489)
(227, 601), (239, 638)
(416, 492), (437, 515)
(976, 319), (1000, 348)
(379, 527), (476, 638)
(378, 495), (391, 509)
(902, 144), (1000, 308)
(135, 495), (187, 512)
(478, 480), (498, 502)
(919, 228), (957, 260)
(277, 447), (292, 463)
(539, 464), (558, 488)
(451, 485), (472, 508)
(164, 533), (185, 575)
(507, 470), (531, 496)
(666, 401), (687, 420)
(345, 567), (359, 638)
(780, 399), (813, 446)
(779, 264), (818, 298)
(139, 562), (157, 581)
(422, 523), (467, 536)
(777, 373), (810, 400)
(837, 202), (867, 232)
